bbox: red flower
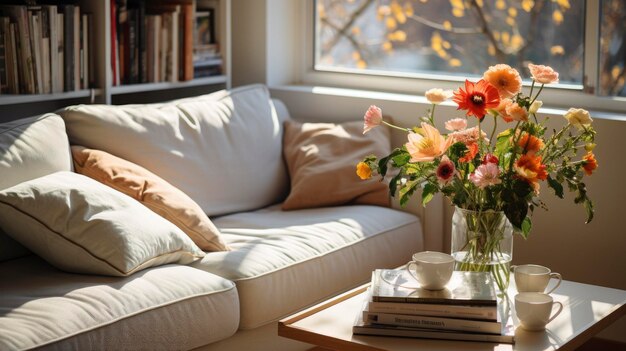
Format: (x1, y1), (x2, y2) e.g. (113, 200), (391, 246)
(482, 153), (499, 165)
(453, 79), (500, 121)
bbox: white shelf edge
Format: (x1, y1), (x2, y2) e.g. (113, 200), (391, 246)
(0, 89), (100, 105)
(110, 76), (228, 95)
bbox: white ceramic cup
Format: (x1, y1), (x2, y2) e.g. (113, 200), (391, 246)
(515, 292), (563, 331)
(405, 251), (455, 290)
(512, 264), (562, 294)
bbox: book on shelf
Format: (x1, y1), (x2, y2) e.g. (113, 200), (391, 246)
(0, 21), (6, 94)
(371, 269), (497, 306)
(0, 3), (90, 95)
(62, 4), (73, 92)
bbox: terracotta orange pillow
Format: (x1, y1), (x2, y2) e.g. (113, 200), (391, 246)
(71, 146), (230, 252)
(281, 120), (391, 210)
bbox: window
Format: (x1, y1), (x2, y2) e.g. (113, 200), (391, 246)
(599, 1), (626, 96)
(313, 0), (626, 103)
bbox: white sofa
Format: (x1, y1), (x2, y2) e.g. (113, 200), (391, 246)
(0, 84), (424, 350)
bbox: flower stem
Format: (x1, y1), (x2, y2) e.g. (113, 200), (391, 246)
(529, 84), (544, 106)
(382, 120), (411, 132)
(507, 121), (523, 174)
(429, 104), (436, 126)
(529, 80), (535, 98)
(489, 116), (498, 148)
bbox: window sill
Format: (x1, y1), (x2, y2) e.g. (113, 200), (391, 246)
(270, 84), (626, 123)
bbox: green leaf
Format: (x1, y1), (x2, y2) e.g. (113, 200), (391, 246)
(520, 217), (532, 239)
(505, 200), (528, 230)
(421, 182), (438, 206)
(547, 176), (564, 199)
(388, 173), (403, 198)
(399, 179), (419, 207)
(513, 179), (533, 198)
(392, 152), (410, 167)
(447, 142), (468, 163)
(377, 148), (403, 177)
(584, 198), (594, 223)
(495, 129), (512, 158)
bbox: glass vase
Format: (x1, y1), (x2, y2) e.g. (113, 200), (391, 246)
(450, 206), (513, 293)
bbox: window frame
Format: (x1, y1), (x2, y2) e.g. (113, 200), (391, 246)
(300, 0), (626, 114)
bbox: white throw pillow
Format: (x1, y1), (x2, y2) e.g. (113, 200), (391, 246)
(0, 172), (205, 276)
(60, 84), (289, 216)
(0, 113), (72, 261)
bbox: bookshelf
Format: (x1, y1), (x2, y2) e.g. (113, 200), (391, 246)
(0, 0), (230, 119)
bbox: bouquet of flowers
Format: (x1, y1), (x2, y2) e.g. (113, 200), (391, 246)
(357, 63), (597, 291)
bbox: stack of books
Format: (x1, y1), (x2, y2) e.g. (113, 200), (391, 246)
(0, 3), (93, 95)
(353, 269), (515, 344)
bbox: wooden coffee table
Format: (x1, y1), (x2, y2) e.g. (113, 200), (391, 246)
(278, 277), (626, 351)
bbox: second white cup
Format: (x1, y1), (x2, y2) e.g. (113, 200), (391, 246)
(406, 251), (454, 290)
(515, 292), (563, 331)
(512, 264), (562, 294)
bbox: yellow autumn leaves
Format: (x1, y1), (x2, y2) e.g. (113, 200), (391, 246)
(341, 0), (573, 70)
(431, 32), (462, 67)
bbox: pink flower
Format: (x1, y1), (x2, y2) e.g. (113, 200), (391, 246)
(425, 88), (453, 104)
(505, 102), (528, 122)
(405, 123), (454, 162)
(469, 163), (502, 189)
(449, 126), (488, 145)
(444, 118), (467, 131)
(528, 64), (559, 84)
(363, 105), (383, 134)
(436, 155), (456, 185)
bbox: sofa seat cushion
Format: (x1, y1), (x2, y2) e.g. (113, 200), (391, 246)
(0, 256), (239, 351)
(191, 204), (423, 329)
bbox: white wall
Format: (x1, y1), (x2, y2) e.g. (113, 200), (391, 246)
(231, 0), (626, 341)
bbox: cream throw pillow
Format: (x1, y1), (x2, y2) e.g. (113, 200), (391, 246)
(71, 146), (230, 252)
(0, 172), (205, 276)
(282, 120), (391, 210)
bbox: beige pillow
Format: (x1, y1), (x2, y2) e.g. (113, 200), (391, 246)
(0, 172), (205, 277)
(71, 146), (229, 252)
(282, 120), (391, 210)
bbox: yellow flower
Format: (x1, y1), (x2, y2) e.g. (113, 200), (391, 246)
(356, 162), (372, 180)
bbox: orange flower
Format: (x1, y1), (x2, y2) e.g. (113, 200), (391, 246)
(515, 154), (548, 189)
(494, 98), (514, 122)
(405, 123), (454, 162)
(582, 152), (598, 176)
(453, 79), (500, 121)
(356, 162), (372, 180)
(517, 132), (544, 155)
(459, 142), (479, 163)
(505, 102), (528, 122)
(483, 64), (522, 99)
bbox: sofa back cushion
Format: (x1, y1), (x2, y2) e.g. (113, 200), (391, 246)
(0, 114), (72, 261)
(60, 84), (290, 216)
